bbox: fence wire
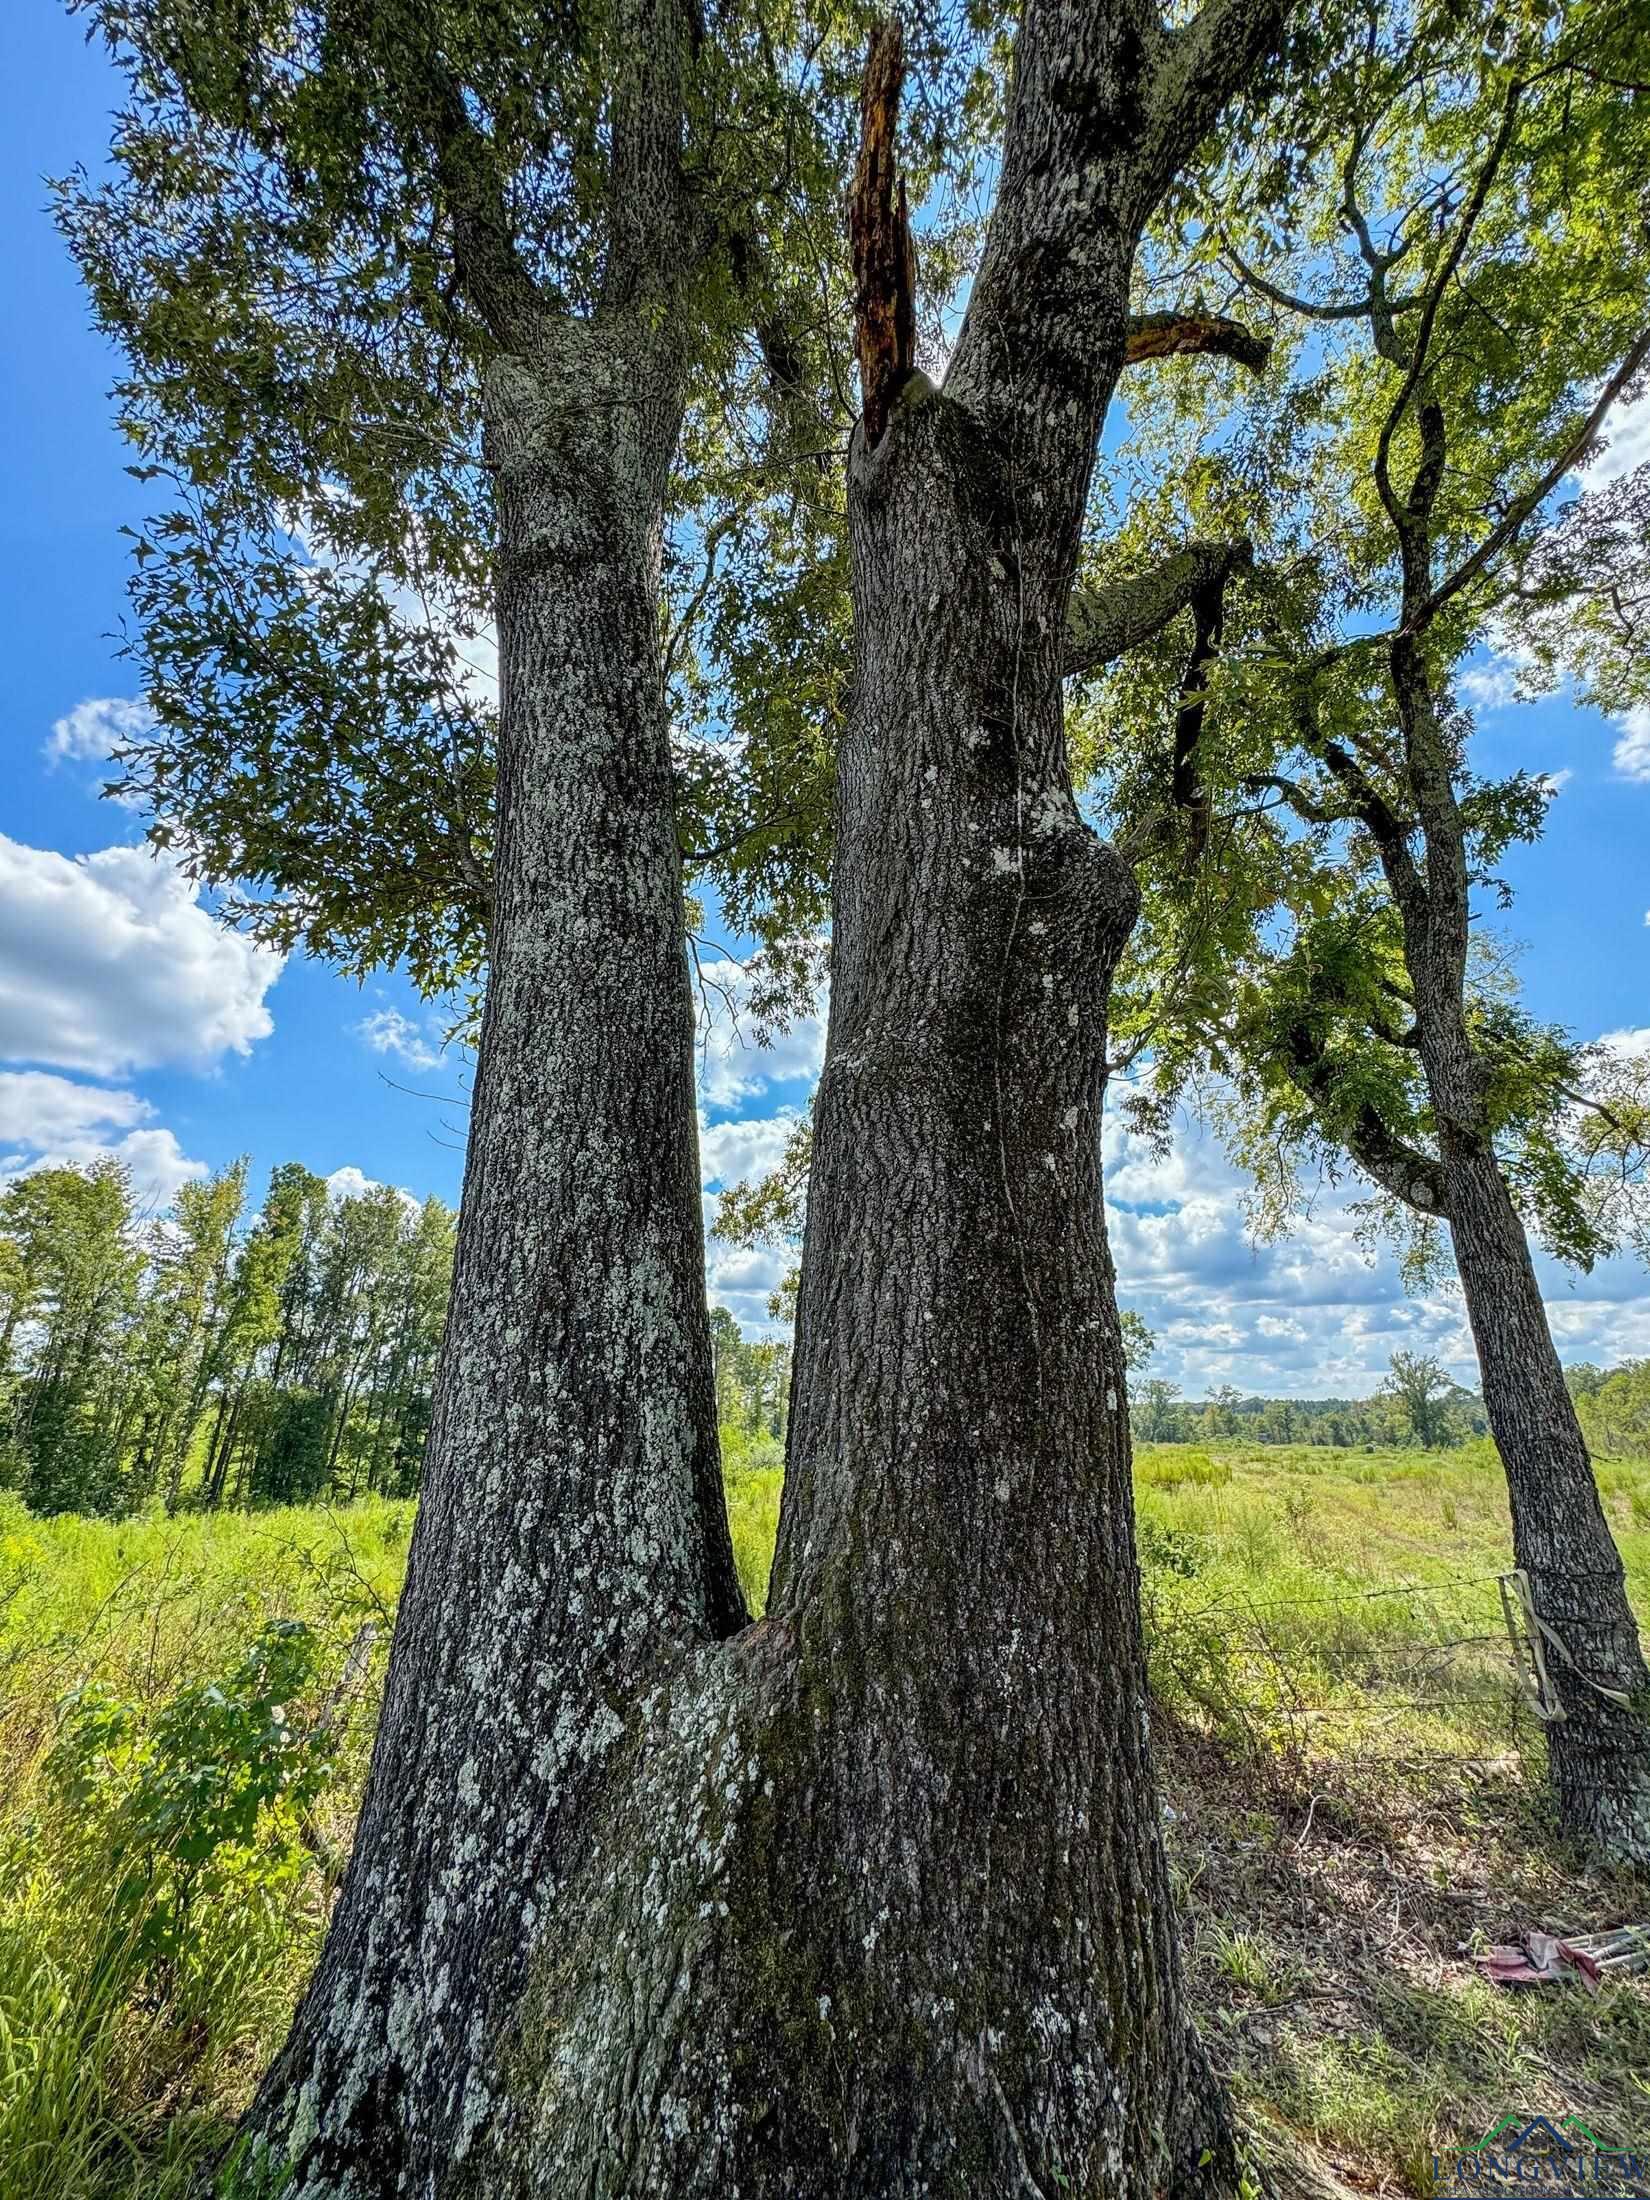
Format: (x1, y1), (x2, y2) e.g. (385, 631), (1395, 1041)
(1140, 1567), (1595, 1777)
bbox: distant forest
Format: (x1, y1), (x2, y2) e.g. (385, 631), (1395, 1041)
(0, 1160), (454, 1516)
(3, 1159), (1647, 1517)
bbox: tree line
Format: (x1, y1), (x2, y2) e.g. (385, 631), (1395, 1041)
(1130, 1350), (1490, 1450)
(0, 1161), (454, 1518)
(30, 1158), (1634, 1500)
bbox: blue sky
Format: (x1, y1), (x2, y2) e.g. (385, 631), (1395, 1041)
(2, 4), (1647, 1395)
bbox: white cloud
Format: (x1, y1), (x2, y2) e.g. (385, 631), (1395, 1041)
(0, 835), (283, 1075)
(357, 1007), (443, 1073)
(700, 1109), (802, 1191)
(1583, 384), (1650, 489)
(694, 1057), (1650, 1380)
(1459, 657), (1522, 711)
(1097, 1073), (1650, 1394)
(324, 1164), (422, 1218)
(1612, 704), (1650, 782)
(706, 1234), (793, 1332)
(694, 958), (827, 1106)
(44, 695), (156, 766)
(0, 1070), (205, 1209)
(1537, 768), (1572, 795)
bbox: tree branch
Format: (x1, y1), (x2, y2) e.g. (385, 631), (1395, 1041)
(1124, 310), (1270, 372)
(1405, 332), (1650, 635)
(1220, 236), (1424, 325)
(1372, 79), (1523, 545)
(1065, 538), (1252, 676)
(943, 0), (1281, 437)
(599, 0), (700, 317)
(1285, 1019), (1452, 1218)
(1241, 772), (1336, 827)
(422, 63), (547, 346)
(1138, 0), (1289, 207)
(1171, 578), (1229, 860)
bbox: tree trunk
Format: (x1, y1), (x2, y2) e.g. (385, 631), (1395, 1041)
(752, 376), (1235, 2192)
(1390, 639), (1650, 1863)
(241, 298), (742, 2194)
(205, 1385), (240, 1507)
(1440, 1127), (1650, 1859)
(239, 0), (1280, 2181)
(249, 382), (1236, 2198)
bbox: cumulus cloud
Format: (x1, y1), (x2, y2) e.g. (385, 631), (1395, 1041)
(357, 1007), (444, 1073)
(706, 1234), (793, 1332)
(0, 1070), (205, 1208)
(697, 1060), (1650, 1379)
(1583, 383), (1650, 489)
(1612, 705), (1650, 782)
(1458, 656), (1522, 711)
(325, 1164), (423, 1217)
(44, 695), (156, 766)
(0, 835), (283, 1075)
(694, 958), (827, 1106)
(700, 1109), (803, 1191)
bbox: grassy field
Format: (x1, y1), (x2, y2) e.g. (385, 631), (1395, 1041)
(2, 1438), (1647, 2198)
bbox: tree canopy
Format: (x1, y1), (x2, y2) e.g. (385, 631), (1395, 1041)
(1077, 0), (1650, 1281)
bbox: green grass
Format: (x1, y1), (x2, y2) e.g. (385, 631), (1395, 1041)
(720, 1426), (785, 1616)
(0, 1493), (409, 2200)
(2, 1439), (1648, 2198)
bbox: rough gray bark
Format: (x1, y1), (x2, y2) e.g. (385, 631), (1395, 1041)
(242, 0), (1288, 2187)
(1066, 538), (1253, 678)
(240, 309), (745, 2190)
(1444, 1121), (1650, 1858)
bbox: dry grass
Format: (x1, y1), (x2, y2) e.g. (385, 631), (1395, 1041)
(1164, 1725), (1650, 2198)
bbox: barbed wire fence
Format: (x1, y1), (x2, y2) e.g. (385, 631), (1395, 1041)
(1138, 1563), (1641, 1791)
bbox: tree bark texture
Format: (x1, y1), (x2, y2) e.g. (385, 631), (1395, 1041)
(1443, 1128), (1650, 1859)
(243, 0), (1286, 2188)
(241, 303), (746, 2195)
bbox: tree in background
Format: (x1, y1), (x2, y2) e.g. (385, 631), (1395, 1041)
(197, 1162), (320, 1505)
(1086, 0), (1650, 1858)
(1380, 1350), (1453, 1451)
(709, 1305), (791, 1445)
(123, 1161), (249, 1510)
(0, 1164), (143, 1515)
(1575, 1361), (1650, 1466)
(1136, 1376), (1183, 1443)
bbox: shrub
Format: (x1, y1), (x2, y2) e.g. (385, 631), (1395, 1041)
(1138, 1520), (1206, 1579)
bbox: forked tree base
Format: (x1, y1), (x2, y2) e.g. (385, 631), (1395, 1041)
(244, 1622), (1241, 2200)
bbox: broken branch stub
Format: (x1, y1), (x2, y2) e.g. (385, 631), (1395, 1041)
(851, 19), (916, 449)
(1124, 311), (1271, 373)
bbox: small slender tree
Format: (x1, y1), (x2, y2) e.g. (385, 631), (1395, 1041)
(1085, 0), (1650, 1859)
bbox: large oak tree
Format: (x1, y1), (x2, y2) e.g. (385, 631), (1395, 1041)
(69, 0), (1286, 2188)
